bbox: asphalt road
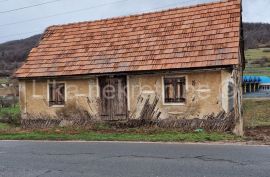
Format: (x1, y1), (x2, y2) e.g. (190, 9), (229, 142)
(0, 141), (269, 177)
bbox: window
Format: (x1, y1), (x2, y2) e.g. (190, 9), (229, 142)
(48, 83), (65, 106)
(164, 77), (186, 103)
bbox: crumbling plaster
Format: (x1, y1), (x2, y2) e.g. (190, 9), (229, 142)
(19, 70), (232, 120)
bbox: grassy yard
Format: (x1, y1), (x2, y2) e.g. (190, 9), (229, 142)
(245, 48), (270, 61)
(243, 99), (270, 127)
(0, 104), (241, 142)
(244, 67), (270, 72)
(0, 99), (269, 142)
(0, 123), (11, 130)
(0, 128), (239, 142)
(244, 48), (270, 76)
(0, 104), (20, 118)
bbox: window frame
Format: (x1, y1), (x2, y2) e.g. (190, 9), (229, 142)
(162, 75), (187, 105)
(47, 81), (66, 107)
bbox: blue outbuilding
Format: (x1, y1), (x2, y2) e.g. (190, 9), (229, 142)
(243, 76), (270, 93)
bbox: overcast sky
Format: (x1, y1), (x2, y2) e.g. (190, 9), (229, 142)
(0, 0), (269, 43)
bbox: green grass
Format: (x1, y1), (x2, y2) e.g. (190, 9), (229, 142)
(243, 99), (270, 128)
(245, 48), (270, 60)
(2, 99), (268, 142)
(0, 77), (8, 84)
(244, 48), (270, 76)
(243, 72), (270, 77)
(0, 104), (240, 142)
(0, 129), (239, 142)
(0, 99), (263, 142)
(245, 67), (270, 71)
(0, 104), (20, 118)
(0, 123), (10, 130)
(244, 67), (270, 76)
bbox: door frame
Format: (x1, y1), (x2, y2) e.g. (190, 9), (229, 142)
(98, 75), (128, 121)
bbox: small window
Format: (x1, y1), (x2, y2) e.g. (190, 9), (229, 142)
(164, 77), (186, 103)
(49, 83), (65, 106)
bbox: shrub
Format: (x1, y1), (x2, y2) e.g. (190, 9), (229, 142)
(54, 102), (96, 128)
(56, 103), (93, 120)
(0, 105), (21, 126)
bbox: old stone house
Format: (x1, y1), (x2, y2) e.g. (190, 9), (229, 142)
(16, 0), (245, 135)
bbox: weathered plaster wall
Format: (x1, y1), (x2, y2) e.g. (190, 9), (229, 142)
(19, 79), (98, 118)
(221, 70), (231, 113)
(18, 81), (26, 115)
(19, 70), (232, 120)
(128, 71), (225, 120)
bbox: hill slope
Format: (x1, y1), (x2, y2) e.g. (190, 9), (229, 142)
(243, 23), (270, 49)
(0, 34), (41, 76)
(243, 23), (270, 76)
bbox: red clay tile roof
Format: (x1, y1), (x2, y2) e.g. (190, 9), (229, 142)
(16, 0), (242, 78)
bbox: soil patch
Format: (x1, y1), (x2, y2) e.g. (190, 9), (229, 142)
(245, 126), (270, 143)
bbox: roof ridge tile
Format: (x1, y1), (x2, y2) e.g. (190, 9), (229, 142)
(47, 0), (236, 30)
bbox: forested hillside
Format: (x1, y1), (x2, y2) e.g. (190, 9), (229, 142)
(243, 23), (270, 49)
(0, 23), (270, 76)
(0, 34), (41, 76)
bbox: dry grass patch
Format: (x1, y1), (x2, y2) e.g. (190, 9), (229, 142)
(243, 99), (270, 128)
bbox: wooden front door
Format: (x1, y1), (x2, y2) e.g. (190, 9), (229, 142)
(99, 76), (127, 121)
